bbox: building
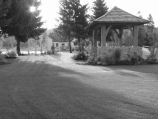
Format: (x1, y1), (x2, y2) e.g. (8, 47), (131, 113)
(89, 6), (150, 59)
(52, 39), (76, 52)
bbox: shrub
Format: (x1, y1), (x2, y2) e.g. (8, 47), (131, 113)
(98, 48), (121, 65)
(87, 56), (97, 65)
(5, 51), (18, 59)
(88, 46), (152, 66)
(146, 53), (158, 64)
(73, 52), (88, 61)
(102, 54), (114, 65)
(47, 50), (53, 55)
(0, 54), (8, 64)
(113, 48), (121, 64)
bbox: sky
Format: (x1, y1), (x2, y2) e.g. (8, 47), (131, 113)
(40, 0), (158, 29)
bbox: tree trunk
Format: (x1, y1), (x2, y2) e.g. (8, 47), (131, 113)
(92, 29), (97, 59)
(68, 35), (72, 53)
(16, 38), (21, 55)
(81, 39), (85, 53)
(78, 37), (82, 52)
(40, 44), (43, 54)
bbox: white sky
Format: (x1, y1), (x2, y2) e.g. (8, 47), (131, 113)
(40, 0), (158, 29)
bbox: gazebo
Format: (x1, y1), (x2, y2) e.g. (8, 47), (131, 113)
(89, 6), (150, 58)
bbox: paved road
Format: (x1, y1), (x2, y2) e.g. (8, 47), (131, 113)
(0, 53), (158, 119)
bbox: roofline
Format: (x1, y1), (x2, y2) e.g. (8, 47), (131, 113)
(94, 6), (150, 24)
(93, 21), (150, 24)
(94, 6), (114, 22)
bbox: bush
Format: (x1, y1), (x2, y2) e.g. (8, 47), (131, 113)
(88, 46), (158, 66)
(87, 56), (97, 65)
(98, 48), (121, 65)
(73, 52), (88, 61)
(113, 48), (121, 64)
(47, 50), (53, 55)
(5, 51), (18, 59)
(0, 54), (8, 64)
(101, 54), (114, 65)
(146, 53), (158, 64)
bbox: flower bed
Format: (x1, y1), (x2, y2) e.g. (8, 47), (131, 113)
(88, 46), (158, 65)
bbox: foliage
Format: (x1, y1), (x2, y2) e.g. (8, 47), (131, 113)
(0, 0), (12, 27)
(88, 47), (148, 65)
(0, 54), (7, 64)
(99, 48), (121, 65)
(93, 0), (108, 19)
(49, 26), (67, 42)
(138, 14), (158, 47)
(73, 52), (88, 61)
(5, 50), (18, 59)
(70, 0), (89, 40)
(138, 25), (146, 46)
(145, 49), (158, 64)
(147, 14), (154, 32)
(59, 0), (74, 53)
(113, 48), (121, 63)
(87, 56), (97, 65)
(146, 55), (157, 64)
(1, 0), (46, 55)
(59, 0), (89, 53)
(91, 0), (108, 45)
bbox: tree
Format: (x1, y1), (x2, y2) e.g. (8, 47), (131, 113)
(49, 26), (67, 43)
(59, 0), (74, 53)
(93, 0), (108, 19)
(147, 14), (154, 31)
(0, 0), (12, 27)
(92, 0), (108, 47)
(138, 25), (146, 46)
(144, 14), (155, 46)
(1, 0), (46, 55)
(137, 14), (157, 47)
(59, 0), (89, 52)
(70, 0), (89, 52)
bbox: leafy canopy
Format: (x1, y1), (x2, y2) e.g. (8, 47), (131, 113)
(93, 0), (108, 19)
(2, 0), (46, 42)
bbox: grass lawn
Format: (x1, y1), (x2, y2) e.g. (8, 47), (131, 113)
(0, 53), (158, 119)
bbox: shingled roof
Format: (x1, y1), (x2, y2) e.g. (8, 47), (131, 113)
(94, 6), (149, 25)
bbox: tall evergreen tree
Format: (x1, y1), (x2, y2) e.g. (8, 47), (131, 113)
(1, 0), (46, 55)
(93, 0), (108, 19)
(0, 0), (12, 27)
(71, 0), (88, 52)
(59, 0), (74, 53)
(147, 14), (154, 32)
(92, 0), (108, 47)
(49, 26), (67, 43)
(59, 0), (88, 52)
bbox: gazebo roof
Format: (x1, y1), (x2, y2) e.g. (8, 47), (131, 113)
(94, 7), (149, 25)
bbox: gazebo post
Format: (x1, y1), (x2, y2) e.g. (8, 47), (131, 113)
(101, 25), (106, 47)
(101, 25), (111, 47)
(92, 29), (97, 58)
(118, 28), (123, 46)
(133, 26), (139, 46)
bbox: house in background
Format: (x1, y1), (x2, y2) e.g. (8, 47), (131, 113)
(52, 38), (76, 52)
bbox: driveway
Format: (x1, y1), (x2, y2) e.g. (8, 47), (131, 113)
(0, 52), (158, 119)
